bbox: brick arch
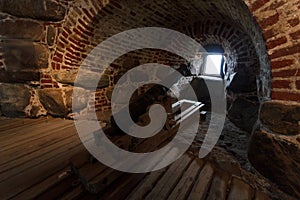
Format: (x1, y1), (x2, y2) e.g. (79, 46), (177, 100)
(244, 0), (300, 102)
(49, 0), (299, 103)
(186, 19), (259, 76)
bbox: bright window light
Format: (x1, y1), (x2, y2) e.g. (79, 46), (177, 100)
(204, 54), (223, 76)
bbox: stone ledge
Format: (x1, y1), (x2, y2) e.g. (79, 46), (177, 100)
(260, 101), (300, 135)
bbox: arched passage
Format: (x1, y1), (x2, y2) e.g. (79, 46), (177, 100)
(0, 0), (300, 197)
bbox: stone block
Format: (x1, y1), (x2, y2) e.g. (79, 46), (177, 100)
(0, 83), (31, 117)
(65, 87), (90, 112)
(0, 0), (66, 21)
(0, 69), (40, 83)
(38, 87), (91, 117)
(2, 40), (49, 71)
(0, 19), (43, 41)
(248, 129), (300, 198)
(46, 26), (56, 46)
(38, 88), (68, 117)
(260, 101), (300, 135)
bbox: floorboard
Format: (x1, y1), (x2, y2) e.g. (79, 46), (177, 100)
(0, 117), (276, 200)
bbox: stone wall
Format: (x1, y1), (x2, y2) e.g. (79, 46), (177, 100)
(0, 1), (300, 196)
(0, 0), (265, 118)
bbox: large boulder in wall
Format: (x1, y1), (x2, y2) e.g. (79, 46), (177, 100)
(0, 83), (31, 117)
(38, 88), (68, 117)
(248, 129), (300, 198)
(38, 87), (90, 117)
(248, 101), (300, 198)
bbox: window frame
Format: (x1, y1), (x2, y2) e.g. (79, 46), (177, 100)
(202, 53), (225, 78)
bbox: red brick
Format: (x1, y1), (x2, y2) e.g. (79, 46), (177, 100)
(267, 36), (287, 50)
(53, 56), (62, 62)
(53, 82), (59, 88)
(69, 37), (85, 48)
(272, 69), (300, 77)
(41, 85), (53, 89)
(288, 18), (300, 27)
(296, 80), (300, 89)
(70, 44), (83, 52)
(290, 29), (300, 40)
(62, 65), (71, 70)
(82, 8), (93, 21)
(41, 79), (53, 84)
(250, 0), (271, 12)
(270, 43), (300, 59)
(261, 0), (285, 11)
(271, 59), (295, 69)
(259, 13), (280, 29)
(263, 28), (277, 39)
(55, 52), (63, 59)
(272, 80), (291, 89)
(73, 27), (82, 36)
(42, 74), (51, 79)
(56, 63), (61, 70)
(59, 36), (69, 44)
(51, 62), (56, 69)
(78, 19), (94, 32)
(272, 91), (300, 102)
(89, 7), (96, 16)
(61, 30), (69, 39)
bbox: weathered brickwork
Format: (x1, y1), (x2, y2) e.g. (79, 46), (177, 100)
(0, 0), (299, 113)
(245, 0), (300, 102)
(1, 0), (300, 196)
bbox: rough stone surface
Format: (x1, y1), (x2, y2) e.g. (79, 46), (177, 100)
(0, 69), (40, 83)
(0, 19), (43, 41)
(52, 70), (110, 89)
(0, 0), (66, 21)
(46, 26), (56, 46)
(248, 129), (300, 198)
(0, 83), (31, 117)
(227, 72), (257, 93)
(65, 87), (90, 112)
(260, 101), (300, 135)
(2, 40), (49, 71)
(38, 89), (68, 117)
(228, 97), (259, 133)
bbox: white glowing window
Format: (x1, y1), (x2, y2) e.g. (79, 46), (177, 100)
(204, 54), (223, 76)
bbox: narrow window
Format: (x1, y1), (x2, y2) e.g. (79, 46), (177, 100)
(204, 54), (224, 77)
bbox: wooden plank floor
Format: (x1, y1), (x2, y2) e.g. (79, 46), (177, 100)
(0, 117), (273, 200)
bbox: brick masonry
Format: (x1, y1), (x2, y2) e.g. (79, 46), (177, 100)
(1, 0), (300, 196)
(0, 0), (299, 113)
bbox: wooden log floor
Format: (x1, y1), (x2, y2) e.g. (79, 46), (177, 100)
(0, 116), (292, 200)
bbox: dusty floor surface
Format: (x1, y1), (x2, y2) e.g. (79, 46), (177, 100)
(191, 114), (297, 200)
